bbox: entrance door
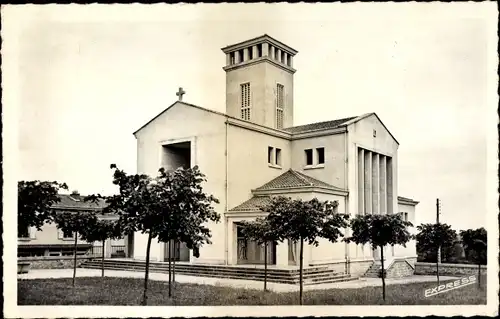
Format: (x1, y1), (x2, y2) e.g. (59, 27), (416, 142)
(164, 240), (190, 262)
(236, 225), (276, 265)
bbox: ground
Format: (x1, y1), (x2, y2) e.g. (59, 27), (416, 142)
(18, 272), (487, 306)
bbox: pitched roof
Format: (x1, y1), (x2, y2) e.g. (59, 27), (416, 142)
(283, 116), (357, 134)
(229, 196), (272, 212)
(52, 194), (107, 211)
(254, 169), (344, 191)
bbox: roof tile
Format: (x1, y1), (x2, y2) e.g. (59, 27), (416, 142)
(283, 116), (357, 134)
(254, 169), (343, 191)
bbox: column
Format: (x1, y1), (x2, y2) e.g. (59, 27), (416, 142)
(105, 239), (112, 258)
(357, 148), (365, 214)
(364, 151), (372, 214)
(276, 49), (282, 63)
(288, 55), (293, 67)
(243, 47), (250, 61)
(226, 53), (231, 66)
(283, 53), (288, 66)
(386, 157), (393, 214)
(379, 156), (387, 214)
(269, 45), (275, 59)
(262, 42), (269, 56)
(372, 153), (379, 214)
(276, 242), (288, 267)
(252, 45), (258, 59)
(235, 50), (241, 64)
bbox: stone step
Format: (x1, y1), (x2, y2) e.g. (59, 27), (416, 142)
(81, 262), (343, 282)
(81, 261), (339, 279)
(81, 264), (299, 284)
(107, 258), (332, 273)
(82, 260), (337, 276)
(80, 261), (354, 285)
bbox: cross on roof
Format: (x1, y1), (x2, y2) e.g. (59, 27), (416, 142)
(176, 87), (186, 101)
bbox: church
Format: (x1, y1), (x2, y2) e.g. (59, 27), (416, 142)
(129, 35), (419, 277)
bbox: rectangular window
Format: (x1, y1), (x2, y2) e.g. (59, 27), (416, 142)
(248, 47), (253, 60)
(240, 83), (251, 121)
(275, 148), (282, 166)
(276, 84), (284, 129)
(305, 149), (313, 166)
(317, 147), (325, 164)
(63, 230), (74, 239)
(268, 147), (274, 164)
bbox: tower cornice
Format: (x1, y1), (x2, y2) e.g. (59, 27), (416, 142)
(221, 34), (298, 56)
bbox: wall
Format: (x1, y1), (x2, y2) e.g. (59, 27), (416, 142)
(393, 202), (417, 258)
(346, 114), (400, 260)
(291, 133), (347, 189)
(386, 260), (415, 278)
(18, 256), (96, 269)
(18, 223), (90, 247)
(227, 124), (291, 210)
(415, 262), (487, 276)
(134, 102), (227, 264)
(225, 60), (294, 129)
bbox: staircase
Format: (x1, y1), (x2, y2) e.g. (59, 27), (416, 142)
(80, 259), (358, 286)
(364, 262), (383, 278)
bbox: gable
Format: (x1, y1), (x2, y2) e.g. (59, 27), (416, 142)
(133, 101), (226, 137)
(346, 113), (399, 152)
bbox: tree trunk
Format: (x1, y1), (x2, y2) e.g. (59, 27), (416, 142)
(299, 237), (304, 305)
(173, 240), (176, 288)
(141, 233), (153, 306)
(72, 232), (78, 287)
(478, 263), (481, 288)
(102, 240), (105, 278)
(436, 245), (440, 286)
(264, 242), (268, 292)
(168, 239), (172, 298)
(380, 246), (386, 302)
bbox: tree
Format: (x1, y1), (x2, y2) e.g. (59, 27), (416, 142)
(53, 211), (98, 287)
(416, 223), (456, 285)
(156, 166), (220, 298)
(240, 217), (276, 291)
(18, 180), (68, 236)
(460, 228), (487, 287)
(263, 196), (348, 305)
(346, 214), (413, 302)
(79, 217), (122, 278)
(101, 164), (220, 305)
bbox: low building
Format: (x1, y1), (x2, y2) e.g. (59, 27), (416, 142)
(17, 192), (126, 257)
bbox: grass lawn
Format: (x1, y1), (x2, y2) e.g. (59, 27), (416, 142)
(18, 276), (487, 306)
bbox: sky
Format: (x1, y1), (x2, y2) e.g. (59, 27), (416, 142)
(4, 3), (498, 231)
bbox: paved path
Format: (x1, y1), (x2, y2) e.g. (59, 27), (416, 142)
(18, 268), (459, 293)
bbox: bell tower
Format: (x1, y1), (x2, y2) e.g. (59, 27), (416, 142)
(221, 34), (298, 129)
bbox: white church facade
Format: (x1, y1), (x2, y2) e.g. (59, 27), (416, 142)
(130, 35), (418, 276)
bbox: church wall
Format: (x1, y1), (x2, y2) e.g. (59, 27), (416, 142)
(290, 133), (347, 189)
(226, 124), (291, 210)
(226, 63), (267, 126)
(263, 63), (294, 129)
(393, 202), (417, 258)
(347, 114), (399, 220)
(307, 193), (348, 265)
(134, 103), (228, 264)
